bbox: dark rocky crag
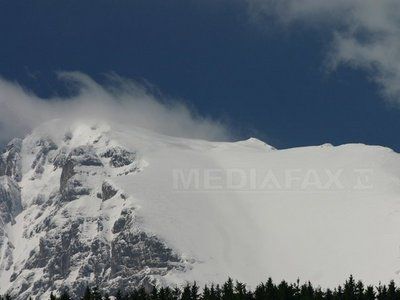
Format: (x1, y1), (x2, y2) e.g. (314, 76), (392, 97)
(0, 134), (188, 300)
(0, 139), (24, 283)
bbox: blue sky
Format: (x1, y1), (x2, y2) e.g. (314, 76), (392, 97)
(1, 0), (400, 150)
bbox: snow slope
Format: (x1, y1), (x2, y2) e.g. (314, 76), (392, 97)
(1, 119), (400, 298)
(113, 127), (400, 288)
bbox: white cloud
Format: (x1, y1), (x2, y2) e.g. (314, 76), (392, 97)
(247, 0), (400, 104)
(0, 72), (230, 144)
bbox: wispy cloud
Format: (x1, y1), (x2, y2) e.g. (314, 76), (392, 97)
(0, 72), (230, 144)
(247, 0), (400, 104)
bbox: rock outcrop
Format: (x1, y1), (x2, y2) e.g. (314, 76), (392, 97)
(0, 125), (187, 300)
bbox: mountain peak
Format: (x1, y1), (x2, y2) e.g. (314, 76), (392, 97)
(0, 121), (400, 298)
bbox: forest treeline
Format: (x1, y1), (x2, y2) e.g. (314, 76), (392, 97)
(5, 276), (400, 300)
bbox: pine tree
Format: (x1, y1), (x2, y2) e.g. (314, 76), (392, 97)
(355, 280), (364, 300)
(159, 287), (167, 300)
(203, 285), (211, 300)
(181, 284), (191, 300)
(222, 279), (234, 300)
(151, 286), (159, 300)
(344, 275), (356, 299)
(234, 281), (247, 300)
(215, 285), (222, 300)
(172, 287), (181, 300)
(254, 283), (266, 300)
(325, 288), (333, 300)
(387, 280), (398, 300)
(334, 286), (344, 299)
(277, 280), (288, 300)
(59, 291), (71, 300)
(210, 284), (220, 300)
(92, 287), (102, 300)
(365, 286), (375, 300)
(191, 282), (199, 300)
(377, 282), (388, 300)
(138, 286), (149, 300)
(265, 278), (276, 300)
(82, 286), (92, 300)
(116, 290), (124, 300)
(104, 292), (111, 300)
(299, 281), (314, 300)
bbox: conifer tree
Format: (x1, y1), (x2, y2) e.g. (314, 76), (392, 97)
(191, 282), (199, 300)
(387, 280), (398, 300)
(234, 281), (247, 300)
(314, 288), (324, 300)
(116, 290), (124, 300)
(203, 285), (211, 300)
(104, 292), (111, 300)
(344, 275), (356, 299)
(181, 284), (191, 300)
(138, 286), (149, 300)
(365, 286), (375, 300)
(82, 286), (92, 300)
(222, 278), (234, 300)
(92, 287), (102, 300)
(59, 291), (71, 300)
(355, 280), (364, 300)
(151, 287), (159, 300)
(158, 287), (166, 300)
(377, 283), (388, 300)
(265, 278), (276, 300)
(172, 287), (181, 300)
(325, 288), (333, 300)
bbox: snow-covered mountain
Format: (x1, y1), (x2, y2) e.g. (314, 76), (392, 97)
(1, 119), (400, 299)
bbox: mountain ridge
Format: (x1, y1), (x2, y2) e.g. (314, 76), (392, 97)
(0, 120), (400, 299)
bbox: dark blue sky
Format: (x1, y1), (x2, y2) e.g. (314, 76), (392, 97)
(0, 0), (399, 150)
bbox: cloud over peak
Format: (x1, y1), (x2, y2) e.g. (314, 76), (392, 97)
(0, 72), (230, 145)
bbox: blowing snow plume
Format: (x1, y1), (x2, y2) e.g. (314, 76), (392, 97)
(0, 72), (230, 145)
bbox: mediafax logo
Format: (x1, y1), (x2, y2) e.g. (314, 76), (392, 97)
(172, 168), (374, 192)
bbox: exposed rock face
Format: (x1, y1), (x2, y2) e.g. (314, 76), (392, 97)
(1, 138), (22, 182)
(0, 176), (22, 224)
(0, 156), (5, 176)
(68, 146), (103, 167)
(102, 146), (136, 168)
(0, 173), (22, 290)
(19, 208), (184, 299)
(101, 181), (118, 201)
(101, 146), (138, 176)
(0, 125), (188, 300)
(31, 138), (58, 178)
(107, 209), (183, 294)
(60, 146), (103, 201)
(0, 175), (22, 276)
